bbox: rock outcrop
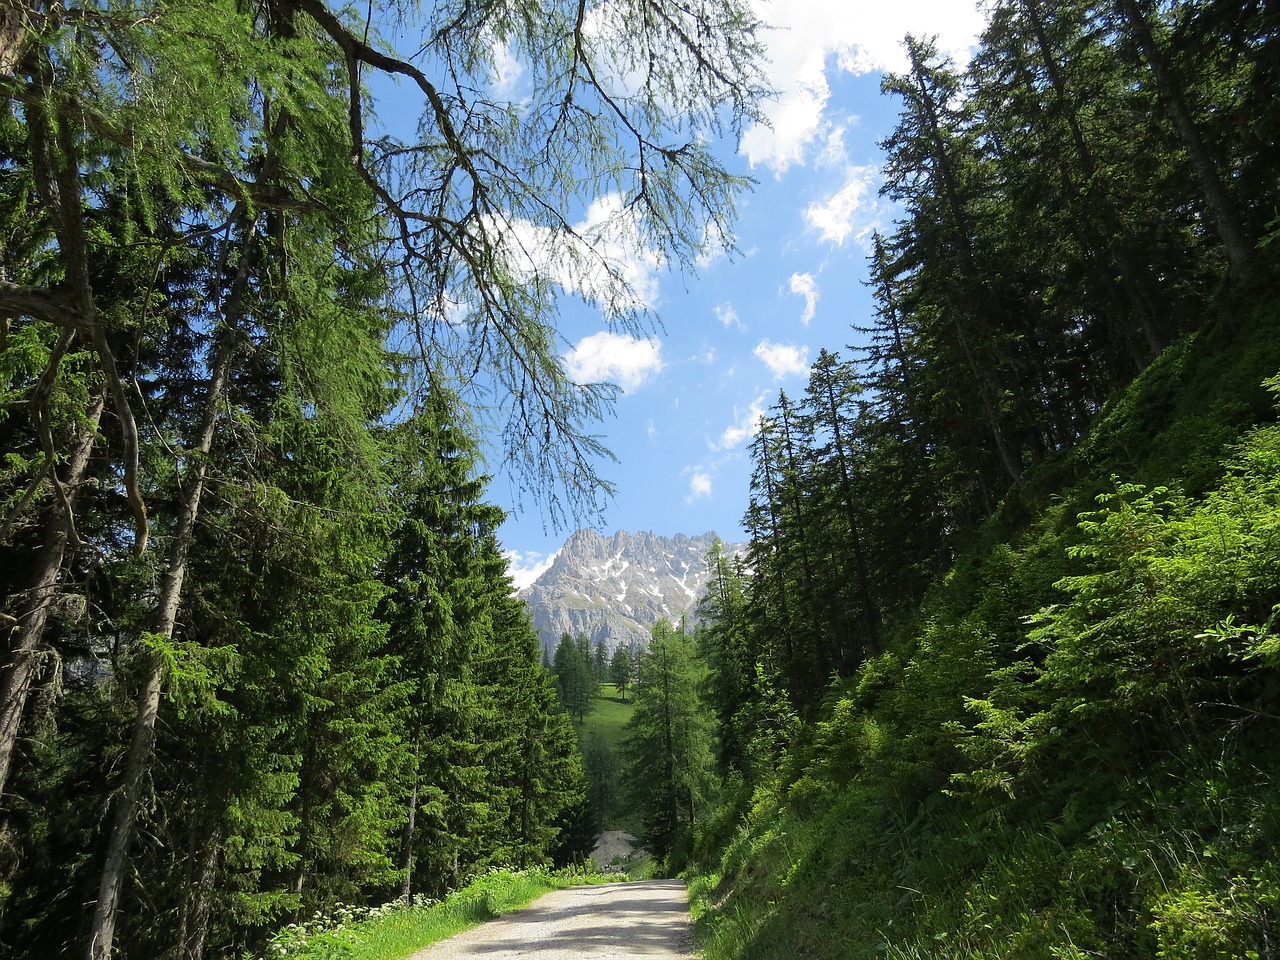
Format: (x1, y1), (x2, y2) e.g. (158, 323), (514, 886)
(518, 529), (744, 654)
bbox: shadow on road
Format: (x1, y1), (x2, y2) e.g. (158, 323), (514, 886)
(410, 880), (694, 959)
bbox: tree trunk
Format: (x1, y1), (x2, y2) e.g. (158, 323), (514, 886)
(0, 387), (104, 799)
(1021, 0), (1165, 365)
(759, 445), (793, 667)
(775, 394), (828, 686)
(178, 824), (223, 960)
(1113, 0), (1253, 277)
(906, 41), (1023, 486)
(821, 379), (880, 657)
(399, 732), (421, 904)
(0, 0), (31, 75)
(88, 340), (236, 960)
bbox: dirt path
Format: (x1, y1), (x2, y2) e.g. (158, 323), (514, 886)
(405, 879), (695, 959)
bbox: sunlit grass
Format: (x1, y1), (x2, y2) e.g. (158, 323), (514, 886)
(580, 682), (634, 751)
(580, 683), (640, 834)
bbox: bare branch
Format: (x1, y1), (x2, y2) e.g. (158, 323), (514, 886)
(0, 280), (89, 331)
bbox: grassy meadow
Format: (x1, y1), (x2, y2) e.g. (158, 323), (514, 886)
(577, 683), (640, 835)
(578, 683), (634, 751)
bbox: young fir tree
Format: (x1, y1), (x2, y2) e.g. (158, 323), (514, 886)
(695, 540), (755, 776)
(377, 390), (514, 898)
(620, 620), (715, 867)
(610, 644), (635, 702)
(481, 591), (589, 871)
(553, 633), (596, 722)
(593, 638), (609, 685)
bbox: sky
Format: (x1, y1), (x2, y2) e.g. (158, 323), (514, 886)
(380, 1), (992, 589)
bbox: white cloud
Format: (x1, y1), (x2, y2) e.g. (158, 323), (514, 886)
(715, 303), (744, 331)
(816, 124), (849, 168)
(742, 0), (988, 173)
(504, 548), (559, 591)
(564, 331), (663, 391)
(740, 76), (833, 176)
(689, 471), (713, 499)
(754, 339), (810, 380)
(489, 39), (526, 99)
(494, 193), (664, 315)
(789, 272), (819, 326)
(805, 165), (885, 248)
(716, 393), (768, 450)
(831, 2), (984, 75)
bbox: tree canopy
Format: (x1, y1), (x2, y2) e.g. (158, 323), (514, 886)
(686, 2), (1280, 957)
(0, 1), (768, 956)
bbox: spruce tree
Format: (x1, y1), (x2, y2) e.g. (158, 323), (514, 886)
(553, 634), (595, 722)
(481, 593), (587, 871)
(376, 391), (501, 898)
(2, 1), (769, 953)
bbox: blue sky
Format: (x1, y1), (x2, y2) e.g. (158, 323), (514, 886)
(492, 1), (991, 588)
(375, 2), (991, 588)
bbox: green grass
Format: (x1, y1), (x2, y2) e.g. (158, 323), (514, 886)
(578, 684), (641, 834)
(258, 868), (616, 960)
(579, 683), (635, 754)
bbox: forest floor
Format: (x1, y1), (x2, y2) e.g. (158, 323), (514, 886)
(403, 880), (695, 959)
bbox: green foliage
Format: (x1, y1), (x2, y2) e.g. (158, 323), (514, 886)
(2, 0), (770, 952)
(691, 357), (1280, 960)
(689, 24), (1280, 940)
(621, 621), (717, 870)
(552, 634), (597, 722)
(609, 646), (635, 701)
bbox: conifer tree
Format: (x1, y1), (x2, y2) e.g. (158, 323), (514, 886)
(610, 644), (635, 702)
(695, 541), (754, 775)
(800, 350), (880, 665)
(582, 732), (620, 835)
(553, 633), (595, 721)
(481, 593), (587, 871)
(621, 620), (715, 866)
(0, 2), (769, 955)
(377, 390), (500, 898)
(1109, 0), (1254, 277)
(0, 0), (768, 804)
(594, 638), (609, 685)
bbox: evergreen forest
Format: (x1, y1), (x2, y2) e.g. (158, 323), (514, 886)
(4, 0), (1280, 959)
(683, 2), (1280, 959)
(0, 0), (765, 957)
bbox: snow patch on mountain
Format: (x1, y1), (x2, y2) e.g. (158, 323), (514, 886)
(517, 529), (745, 655)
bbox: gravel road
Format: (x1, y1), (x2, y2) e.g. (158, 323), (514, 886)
(405, 880), (696, 959)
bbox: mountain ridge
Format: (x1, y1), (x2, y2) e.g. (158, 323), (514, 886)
(518, 528), (744, 654)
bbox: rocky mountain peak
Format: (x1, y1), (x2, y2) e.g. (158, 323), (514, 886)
(518, 528), (743, 655)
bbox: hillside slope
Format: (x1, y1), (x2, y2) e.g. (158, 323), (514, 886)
(688, 269), (1280, 959)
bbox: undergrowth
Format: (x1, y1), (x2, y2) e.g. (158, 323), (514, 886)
(688, 285), (1280, 959)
